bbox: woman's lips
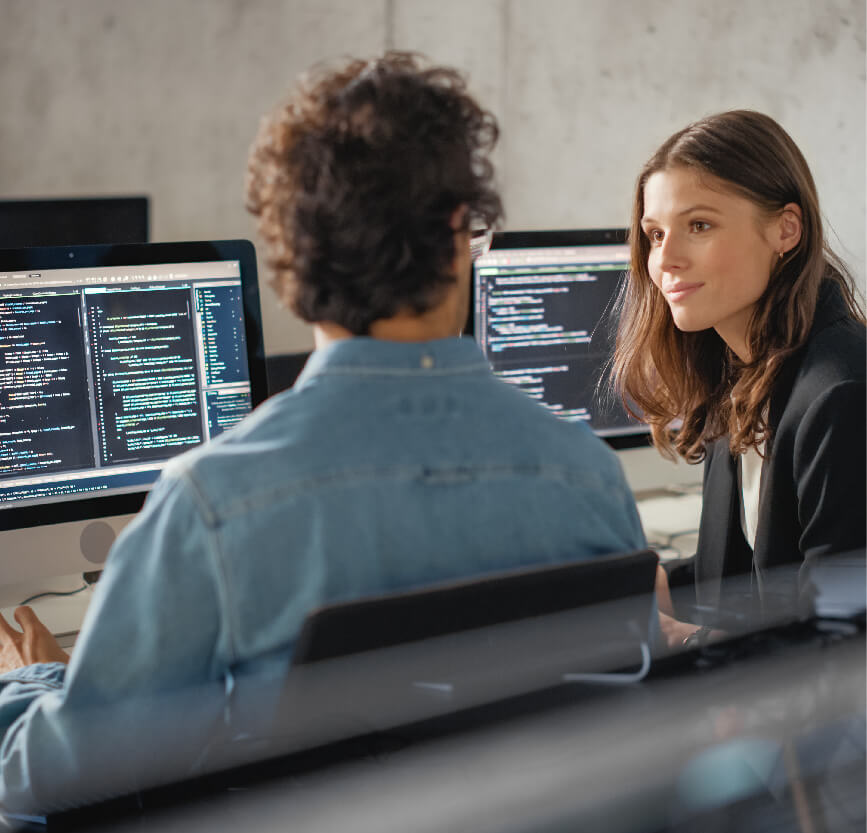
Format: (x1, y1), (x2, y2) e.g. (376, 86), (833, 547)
(664, 282), (703, 301)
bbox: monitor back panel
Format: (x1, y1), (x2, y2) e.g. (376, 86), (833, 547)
(0, 196), (149, 247)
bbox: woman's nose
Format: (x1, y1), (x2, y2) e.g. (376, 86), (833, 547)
(657, 233), (687, 272)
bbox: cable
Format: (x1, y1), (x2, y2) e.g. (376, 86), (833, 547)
(18, 583), (89, 607)
(562, 640), (651, 685)
(561, 621), (653, 685)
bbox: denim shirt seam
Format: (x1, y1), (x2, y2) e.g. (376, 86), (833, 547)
(175, 469), (241, 667)
(306, 363), (491, 380)
(207, 462), (618, 522)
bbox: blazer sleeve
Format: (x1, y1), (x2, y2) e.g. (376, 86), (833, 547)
(793, 379), (866, 563)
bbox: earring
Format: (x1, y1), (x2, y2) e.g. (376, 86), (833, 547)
(779, 251), (784, 260)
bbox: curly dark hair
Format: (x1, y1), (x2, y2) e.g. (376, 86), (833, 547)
(246, 52), (503, 335)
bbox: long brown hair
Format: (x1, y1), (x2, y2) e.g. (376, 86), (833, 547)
(611, 110), (863, 463)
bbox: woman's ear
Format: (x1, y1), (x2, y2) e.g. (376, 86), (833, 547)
(774, 202), (803, 254)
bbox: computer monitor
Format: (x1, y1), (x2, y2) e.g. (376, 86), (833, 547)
(0, 240), (266, 595)
(469, 229), (649, 449)
(0, 196), (149, 247)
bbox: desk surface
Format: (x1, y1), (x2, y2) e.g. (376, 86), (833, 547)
(636, 491), (702, 560)
(24, 621), (864, 833)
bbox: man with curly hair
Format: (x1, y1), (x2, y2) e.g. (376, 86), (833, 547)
(0, 53), (644, 815)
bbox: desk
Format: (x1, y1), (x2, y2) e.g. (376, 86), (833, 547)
(635, 490), (702, 560)
(36, 622), (865, 833)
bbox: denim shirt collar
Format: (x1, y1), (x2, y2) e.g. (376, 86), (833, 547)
(295, 336), (491, 388)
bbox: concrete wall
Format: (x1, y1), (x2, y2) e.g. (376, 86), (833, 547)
(1, 0), (863, 354)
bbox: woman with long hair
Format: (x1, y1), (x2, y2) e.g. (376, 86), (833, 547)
(611, 110), (865, 648)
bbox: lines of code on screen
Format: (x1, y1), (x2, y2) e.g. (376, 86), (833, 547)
(0, 293), (94, 479)
(87, 288), (204, 465)
(198, 285), (249, 385)
(476, 251), (634, 433)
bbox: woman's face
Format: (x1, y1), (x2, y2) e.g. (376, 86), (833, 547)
(641, 166), (785, 361)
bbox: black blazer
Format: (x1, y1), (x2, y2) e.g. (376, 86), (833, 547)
(695, 283), (865, 625)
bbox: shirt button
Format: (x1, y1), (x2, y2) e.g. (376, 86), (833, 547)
(420, 355), (435, 369)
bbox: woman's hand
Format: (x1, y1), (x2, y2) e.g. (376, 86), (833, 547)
(656, 564), (701, 649)
(658, 610), (702, 650)
(655, 565), (675, 616)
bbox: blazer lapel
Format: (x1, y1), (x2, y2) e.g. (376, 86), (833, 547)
(696, 439), (745, 608)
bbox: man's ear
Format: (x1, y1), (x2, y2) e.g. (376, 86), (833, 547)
(774, 202), (803, 254)
(450, 204), (469, 232)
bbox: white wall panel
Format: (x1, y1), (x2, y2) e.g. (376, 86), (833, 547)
(0, 0), (862, 353)
(0, 0), (387, 353)
(500, 0), (865, 287)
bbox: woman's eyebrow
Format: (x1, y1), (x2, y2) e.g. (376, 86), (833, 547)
(642, 204), (725, 224)
(677, 204), (724, 216)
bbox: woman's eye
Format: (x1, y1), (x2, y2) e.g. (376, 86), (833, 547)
(647, 229), (664, 244)
(691, 220), (711, 233)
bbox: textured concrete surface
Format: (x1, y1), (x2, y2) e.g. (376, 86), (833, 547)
(0, 0), (863, 353)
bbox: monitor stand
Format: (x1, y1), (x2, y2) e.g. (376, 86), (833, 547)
(0, 513), (133, 637)
(0, 572), (96, 646)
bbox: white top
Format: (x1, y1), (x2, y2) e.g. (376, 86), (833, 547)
(738, 441), (765, 549)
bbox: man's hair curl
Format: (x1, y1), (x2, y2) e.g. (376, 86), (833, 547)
(246, 51), (503, 334)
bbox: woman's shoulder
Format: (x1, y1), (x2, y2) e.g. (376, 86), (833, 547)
(803, 279), (865, 360)
(767, 289), (863, 435)
(771, 313), (864, 439)
(798, 311), (865, 384)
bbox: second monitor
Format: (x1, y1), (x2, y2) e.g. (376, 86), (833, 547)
(0, 196), (149, 248)
(469, 229), (647, 448)
(0, 239), (266, 593)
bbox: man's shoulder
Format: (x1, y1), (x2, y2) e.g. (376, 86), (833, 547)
(481, 376), (618, 450)
(161, 363), (626, 513)
(161, 389), (307, 485)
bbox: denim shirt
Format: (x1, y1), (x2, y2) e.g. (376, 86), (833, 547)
(0, 337), (644, 814)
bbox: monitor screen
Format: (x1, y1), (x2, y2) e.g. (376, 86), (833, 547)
(470, 229), (648, 448)
(0, 240), (266, 591)
(0, 196), (149, 247)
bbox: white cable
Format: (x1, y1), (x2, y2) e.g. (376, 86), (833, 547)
(561, 620), (652, 685)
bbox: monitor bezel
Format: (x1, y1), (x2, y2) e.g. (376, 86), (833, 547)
(464, 227), (629, 334)
(0, 195), (149, 248)
(466, 227), (651, 451)
(0, 239), (266, 531)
